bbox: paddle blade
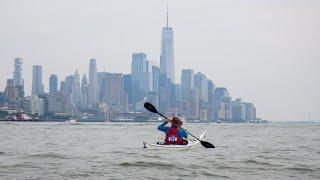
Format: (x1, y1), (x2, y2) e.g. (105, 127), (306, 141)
(200, 140), (215, 148)
(144, 102), (158, 114)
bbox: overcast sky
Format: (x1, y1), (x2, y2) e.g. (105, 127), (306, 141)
(0, 0), (319, 121)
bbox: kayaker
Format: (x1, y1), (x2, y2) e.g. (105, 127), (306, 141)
(157, 116), (188, 145)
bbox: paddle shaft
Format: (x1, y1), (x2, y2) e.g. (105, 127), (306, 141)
(156, 112), (201, 141)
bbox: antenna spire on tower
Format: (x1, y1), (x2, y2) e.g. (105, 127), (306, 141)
(166, 3), (169, 28)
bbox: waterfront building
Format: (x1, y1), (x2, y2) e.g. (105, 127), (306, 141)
(23, 96), (44, 115)
(244, 102), (256, 121)
(231, 98), (246, 122)
(199, 108), (208, 122)
(88, 59), (99, 105)
(160, 6), (175, 83)
(213, 87), (232, 121)
(31, 65), (43, 96)
(49, 74), (58, 95)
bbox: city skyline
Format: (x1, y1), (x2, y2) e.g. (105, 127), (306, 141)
(0, 0), (319, 121)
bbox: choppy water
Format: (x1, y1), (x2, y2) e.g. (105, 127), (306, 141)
(0, 122), (319, 179)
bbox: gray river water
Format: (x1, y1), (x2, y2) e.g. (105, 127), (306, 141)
(0, 122), (319, 179)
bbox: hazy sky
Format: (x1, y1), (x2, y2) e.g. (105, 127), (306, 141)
(0, 0), (319, 121)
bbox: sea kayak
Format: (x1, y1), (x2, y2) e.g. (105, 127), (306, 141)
(143, 132), (206, 149)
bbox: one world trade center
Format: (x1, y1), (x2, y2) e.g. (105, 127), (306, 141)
(160, 6), (175, 83)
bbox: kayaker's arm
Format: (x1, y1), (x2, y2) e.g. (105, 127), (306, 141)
(157, 121), (169, 133)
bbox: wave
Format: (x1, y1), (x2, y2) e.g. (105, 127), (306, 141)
(26, 153), (72, 159)
(284, 166), (316, 173)
(108, 151), (139, 156)
(118, 161), (176, 169)
(0, 163), (39, 169)
(200, 171), (231, 179)
(216, 165), (239, 170)
(244, 159), (278, 166)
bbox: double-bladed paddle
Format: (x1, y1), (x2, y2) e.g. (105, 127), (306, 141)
(144, 102), (215, 149)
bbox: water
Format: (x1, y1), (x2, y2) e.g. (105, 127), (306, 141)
(0, 122), (319, 179)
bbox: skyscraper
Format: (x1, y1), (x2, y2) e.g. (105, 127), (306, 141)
(123, 74), (132, 104)
(194, 72), (208, 104)
(231, 98), (245, 122)
(97, 72), (109, 101)
(88, 59), (99, 105)
(4, 79), (19, 101)
(190, 88), (200, 119)
(60, 81), (67, 95)
(213, 87), (232, 121)
(71, 70), (81, 106)
(207, 79), (215, 121)
(81, 74), (89, 109)
(32, 65), (43, 96)
(170, 83), (180, 107)
(64, 75), (74, 95)
(160, 6), (175, 83)
(13, 58), (24, 87)
(244, 102), (255, 121)
(158, 73), (170, 113)
(100, 73), (123, 106)
(49, 74), (58, 95)
(131, 53), (152, 105)
(13, 58), (24, 98)
(181, 69), (194, 102)
(152, 66), (160, 95)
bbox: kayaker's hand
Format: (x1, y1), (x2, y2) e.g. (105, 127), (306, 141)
(167, 116), (173, 122)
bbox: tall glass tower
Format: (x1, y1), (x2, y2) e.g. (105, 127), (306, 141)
(72, 70), (81, 106)
(88, 59), (99, 105)
(160, 5), (175, 83)
(32, 65), (43, 96)
(49, 74), (58, 94)
(13, 58), (24, 86)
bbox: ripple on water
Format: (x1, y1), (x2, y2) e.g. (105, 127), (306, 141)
(200, 171), (231, 179)
(244, 159), (276, 166)
(215, 165), (240, 170)
(25, 153), (73, 160)
(0, 163), (40, 170)
(118, 161), (176, 169)
(284, 166), (316, 173)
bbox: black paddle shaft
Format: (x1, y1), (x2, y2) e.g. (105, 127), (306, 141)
(144, 102), (215, 148)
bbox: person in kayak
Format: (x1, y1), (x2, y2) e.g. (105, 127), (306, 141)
(157, 116), (188, 145)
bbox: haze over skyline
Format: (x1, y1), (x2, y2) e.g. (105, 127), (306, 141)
(0, 0), (319, 121)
